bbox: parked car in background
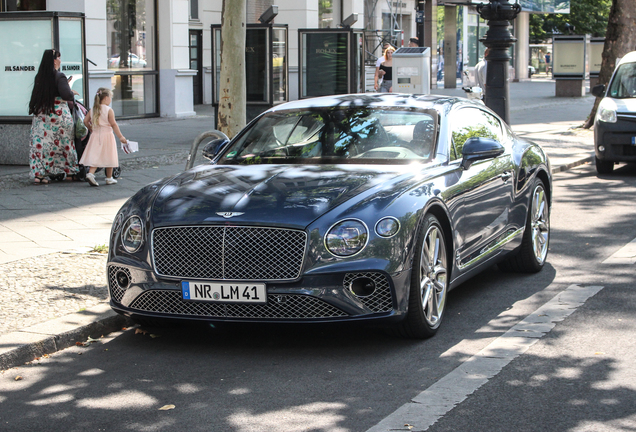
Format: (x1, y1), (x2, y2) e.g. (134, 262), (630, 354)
(107, 93), (552, 339)
(592, 51), (636, 174)
(108, 53), (147, 68)
(528, 65), (536, 77)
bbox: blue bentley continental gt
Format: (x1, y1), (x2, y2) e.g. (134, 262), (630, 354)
(108, 93), (551, 338)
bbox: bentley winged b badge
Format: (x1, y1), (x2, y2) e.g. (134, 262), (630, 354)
(216, 212), (245, 219)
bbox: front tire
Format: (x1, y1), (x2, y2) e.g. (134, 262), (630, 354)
(595, 156), (614, 174)
(500, 178), (549, 273)
(397, 214), (449, 339)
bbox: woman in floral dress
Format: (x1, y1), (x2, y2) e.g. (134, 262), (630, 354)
(28, 49), (80, 184)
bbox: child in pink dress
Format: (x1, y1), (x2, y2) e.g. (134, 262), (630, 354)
(80, 88), (127, 186)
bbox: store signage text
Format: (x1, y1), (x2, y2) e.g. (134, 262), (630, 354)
(4, 65), (36, 72)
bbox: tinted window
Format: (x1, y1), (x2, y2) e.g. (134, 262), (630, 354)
(609, 62), (636, 98)
(449, 108), (502, 160)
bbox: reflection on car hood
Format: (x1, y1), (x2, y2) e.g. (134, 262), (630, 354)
(614, 97), (636, 113)
(151, 164), (415, 228)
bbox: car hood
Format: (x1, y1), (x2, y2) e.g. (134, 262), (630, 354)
(613, 97), (636, 113)
(150, 164), (416, 228)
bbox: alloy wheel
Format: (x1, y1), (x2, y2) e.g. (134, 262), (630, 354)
(420, 224), (448, 327)
(531, 184), (549, 264)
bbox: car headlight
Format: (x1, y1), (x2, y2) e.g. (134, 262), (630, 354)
(597, 98), (617, 123)
(375, 217), (400, 238)
(121, 216), (144, 253)
(325, 219), (368, 257)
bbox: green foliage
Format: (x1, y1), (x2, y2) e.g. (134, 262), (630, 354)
(529, 0), (611, 43)
(91, 244), (109, 254)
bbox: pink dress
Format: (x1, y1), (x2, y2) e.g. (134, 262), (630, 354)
(79, 105), (119, 168)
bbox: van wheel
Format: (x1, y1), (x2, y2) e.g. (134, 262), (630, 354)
(595, 156), (614, 174)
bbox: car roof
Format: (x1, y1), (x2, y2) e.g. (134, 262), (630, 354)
(267, 93), (474, 114)
(617, 51), (636, 66)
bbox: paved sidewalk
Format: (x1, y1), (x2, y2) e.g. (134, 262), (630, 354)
(0, 80), (596, 370)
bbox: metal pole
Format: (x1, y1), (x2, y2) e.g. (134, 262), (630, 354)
(477, 0), (520, 124)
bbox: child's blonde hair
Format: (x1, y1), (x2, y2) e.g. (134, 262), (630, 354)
(92, 87), (113, 131)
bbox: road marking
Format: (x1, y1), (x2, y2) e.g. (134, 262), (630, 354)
(603, 237), (636, 264)
(366, 284), (604, 432)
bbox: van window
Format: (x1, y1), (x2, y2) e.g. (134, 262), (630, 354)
(609, 63), (636, 98)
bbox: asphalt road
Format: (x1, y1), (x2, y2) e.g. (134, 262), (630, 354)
(1, 162), (635, 431)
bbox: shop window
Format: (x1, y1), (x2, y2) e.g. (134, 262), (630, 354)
(1, 0), (45, 11)
(107, 0), (156, 117)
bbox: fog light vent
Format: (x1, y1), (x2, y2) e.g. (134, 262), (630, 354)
(108, 266), (132, 303)
(116, 270), (131, 289)
(343, 272), (394, 313)
(349, 277), (376, 297)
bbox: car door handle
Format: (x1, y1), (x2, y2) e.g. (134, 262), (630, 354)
(501, 171), (512, 182)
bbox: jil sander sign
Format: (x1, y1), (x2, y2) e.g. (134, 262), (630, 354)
(4, 65), (35, 71)
(3, 64), (79, 72)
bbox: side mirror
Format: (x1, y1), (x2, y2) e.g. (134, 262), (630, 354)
(202, 138), (230, 161)
(460, 137), (505, 170)
(591, 84), (606, 98)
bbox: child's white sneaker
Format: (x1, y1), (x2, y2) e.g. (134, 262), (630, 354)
(86, 173), (99, 187)
(105, 177), (118, 185)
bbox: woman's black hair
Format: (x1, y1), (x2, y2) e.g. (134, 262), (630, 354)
(28, 49), (61, 115)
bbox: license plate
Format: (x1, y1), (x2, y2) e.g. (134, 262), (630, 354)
(632, 137), (636, 145)
(181, 281), (266, 304)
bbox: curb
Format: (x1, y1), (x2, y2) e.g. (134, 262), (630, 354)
(551, 154), (594, 174)
(0, 303), (132, 371)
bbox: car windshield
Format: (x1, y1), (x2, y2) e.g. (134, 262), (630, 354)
(218, 108), (438, 165)
(609, 62), (636, 98)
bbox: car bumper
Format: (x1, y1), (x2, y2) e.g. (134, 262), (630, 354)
(107, 262), (409, 324)
(595, 117), (636, 163)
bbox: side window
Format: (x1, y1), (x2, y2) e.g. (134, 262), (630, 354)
(449, 108), (503, 161)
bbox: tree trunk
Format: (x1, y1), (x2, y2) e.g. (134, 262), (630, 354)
(584, 0), (636, 128)
(217, 0), (246, 138)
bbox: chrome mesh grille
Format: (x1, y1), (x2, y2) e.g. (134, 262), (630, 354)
(128, 290), (348, 319)
(152, 226), (307, 280)
(343, 272), (393, 313)
(108, 265), (131, 304)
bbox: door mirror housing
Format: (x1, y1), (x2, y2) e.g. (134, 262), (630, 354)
(202, 138), (230, 161)
(460, 137), (505, 170)
(592, 84), (606, 98)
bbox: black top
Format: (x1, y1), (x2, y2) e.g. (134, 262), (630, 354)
(380, 63), (392, 81)
(54, 70), (75, 102)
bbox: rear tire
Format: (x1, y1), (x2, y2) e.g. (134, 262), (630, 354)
(595, 156), (614, 174)
(396, 214), (449, 339)
(500, 178), (549, 273)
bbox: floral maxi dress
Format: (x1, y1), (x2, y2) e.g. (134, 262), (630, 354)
(29, 97), (79, 179)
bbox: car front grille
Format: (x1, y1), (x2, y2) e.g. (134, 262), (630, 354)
(622, 145), (636, 156)
(128, 290), (348, 319)
(152, 226), (307, 281)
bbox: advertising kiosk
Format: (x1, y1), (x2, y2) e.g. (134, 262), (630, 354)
(589, 37), (604, 88)
(0, 11), (86, 165)
(552, 35), (589, 97)
(298, 28), (365, 98)
(211, 22), (288, 125)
